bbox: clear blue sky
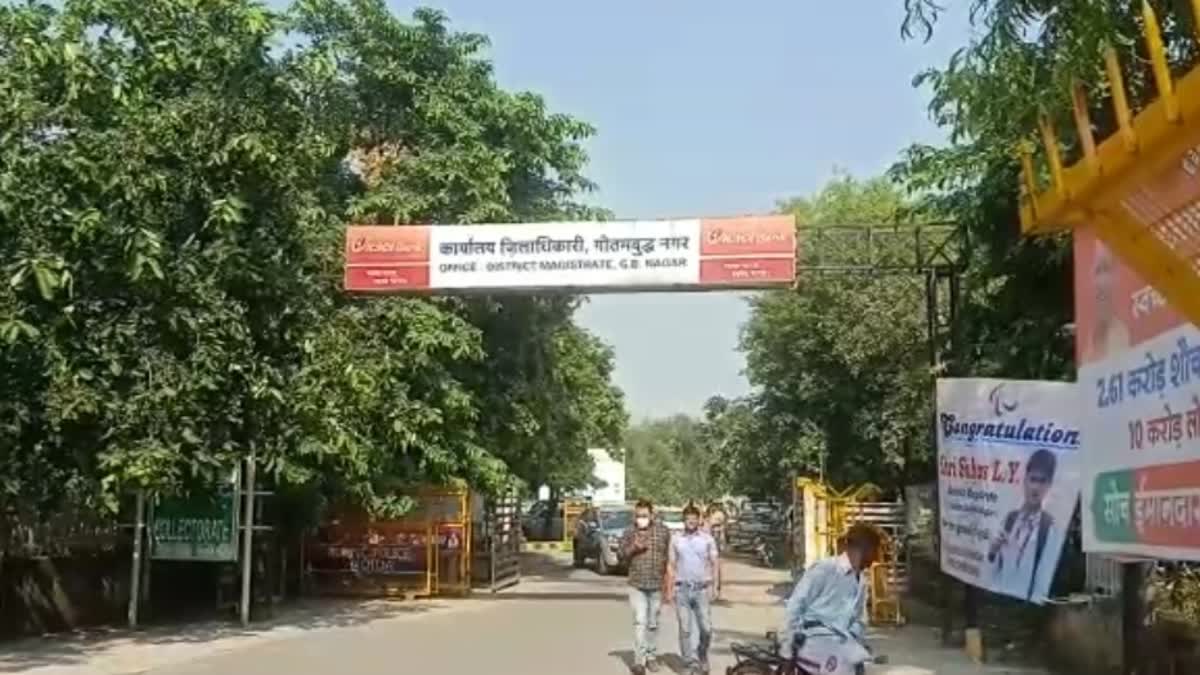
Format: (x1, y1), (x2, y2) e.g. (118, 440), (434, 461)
(388, 0), (970, 420)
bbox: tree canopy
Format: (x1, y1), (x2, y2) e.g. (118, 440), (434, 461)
(725, 174), (935, 497)
(625, 414), (726, 506)
(0, 0), (625, 517)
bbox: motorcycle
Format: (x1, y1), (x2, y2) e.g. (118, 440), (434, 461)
(752, 535), (781, 568)
(728, 621), (886, 675)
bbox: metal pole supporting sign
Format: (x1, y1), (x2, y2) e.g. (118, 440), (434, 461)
(240, 451), (256, 627)
(128, 490), (146, 628)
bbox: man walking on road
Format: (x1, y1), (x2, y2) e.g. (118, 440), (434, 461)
(703, 502), (726, 597)
(667, 503), (720, 675)
(621, 499), (671, 675)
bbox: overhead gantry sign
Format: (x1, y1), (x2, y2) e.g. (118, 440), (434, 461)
(343, 215), (796, 294)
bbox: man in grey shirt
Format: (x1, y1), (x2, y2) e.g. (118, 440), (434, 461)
(666, 503), (719, 675)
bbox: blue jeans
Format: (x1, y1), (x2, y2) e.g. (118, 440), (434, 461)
(675, 582), (713, 669)
(628, 587), (662, 665)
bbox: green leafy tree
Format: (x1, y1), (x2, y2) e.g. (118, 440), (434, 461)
(625, 413), (728, 505)
(702, 395), (821, 501)
(0, 0), (329, 512)
(0, 0), (627, 520)
(737, 174), (934, 495)
(890, 0), (1200, 382)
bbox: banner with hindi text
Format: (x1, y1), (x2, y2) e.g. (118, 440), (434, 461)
(1076, 228), (1200, 560)
(343, 216), (796, 293)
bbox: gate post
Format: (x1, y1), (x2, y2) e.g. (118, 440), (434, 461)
(1121, 562), (1146, 675)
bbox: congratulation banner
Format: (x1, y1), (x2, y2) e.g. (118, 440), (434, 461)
(343, 215), (795, 293)
(1076, 228), (1200, 560)
(937, 378), (1081, 604)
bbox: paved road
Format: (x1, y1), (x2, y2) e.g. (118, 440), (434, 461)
(1, 553), (1045, 675)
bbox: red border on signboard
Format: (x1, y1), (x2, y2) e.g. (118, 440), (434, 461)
(699, 215), (795, 257)
(1074, 228), (1186, 365)
(343, 216), (796, 293)
(344, 225), (432, 292)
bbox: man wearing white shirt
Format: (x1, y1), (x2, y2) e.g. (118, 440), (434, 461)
(988, 449), (1060, 601)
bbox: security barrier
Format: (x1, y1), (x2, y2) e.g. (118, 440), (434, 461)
(305, 510), (436, 598)
(472, 489), (521, 593)
(792, 479), (881, 566)
(407, 486), (472, 596)
(304, 485), (473, 598)
(863, 521), (906, 627)
(561, 499), (588, 552)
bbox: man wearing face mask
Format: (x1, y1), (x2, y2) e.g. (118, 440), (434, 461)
(620, 499), (671, 674)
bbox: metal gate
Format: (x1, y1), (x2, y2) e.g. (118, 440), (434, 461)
(844, 501), (909, 595)
(845, 501), (909, 626)
(472, 491), (521, 592)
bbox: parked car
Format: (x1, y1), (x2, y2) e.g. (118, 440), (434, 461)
(522, 500), (564, 541)
(729, 501), (785, 552)
(573, 503), (633, 574)
(658, 507), (685, 534)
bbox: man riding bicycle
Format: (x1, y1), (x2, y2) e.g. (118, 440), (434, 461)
(778, 524), (882, 670)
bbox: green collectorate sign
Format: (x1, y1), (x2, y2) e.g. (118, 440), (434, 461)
(151, 473), (240, 562)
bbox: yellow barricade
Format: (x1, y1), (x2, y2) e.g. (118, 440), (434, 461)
(305, 485), (474, 598)
(305, 509), (436, 598)
(406, 486), (472, 596)
(562, 499), (588, 552)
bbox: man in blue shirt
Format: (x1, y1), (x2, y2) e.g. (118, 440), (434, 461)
(666, 503), (720, 675)
(780, 524), (881, 650)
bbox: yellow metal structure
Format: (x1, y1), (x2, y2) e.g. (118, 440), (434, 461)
(1019, 0), (1200, 326)
(407, 486), (473, 596)
(561, 498), (588, 552)
(305, 509), (437, 599)
(794, 478), (881, 561)
(864, 521), (905, 627)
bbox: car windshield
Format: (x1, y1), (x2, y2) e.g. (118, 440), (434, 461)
(601, 510), (632, 529)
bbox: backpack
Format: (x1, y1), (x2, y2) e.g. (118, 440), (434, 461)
(1001, 509), (1053, 600)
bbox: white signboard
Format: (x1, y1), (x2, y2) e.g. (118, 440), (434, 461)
(937, 378), (1081, 604)
(1075, 229), (1200, 559)
(343, 216), (795, 293)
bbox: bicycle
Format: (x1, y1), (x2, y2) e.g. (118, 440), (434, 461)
(726, 625), (887, 675)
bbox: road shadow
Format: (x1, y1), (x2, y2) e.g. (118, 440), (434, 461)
(480, 591), (628, 602)
(709, 626), (773, 658)
(607, 650), (692, 674)
(0, 597), (434, 672)
(518, 551), (602, 580)
(767, 581), (793, 600)
(504, 550), (635, 604)
(609, 649), (635, 669)
(658, 652), (691, 673)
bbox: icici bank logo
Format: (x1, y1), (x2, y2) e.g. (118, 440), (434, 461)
(704, 228), (789, 247)
(349, 237), (425, 255)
